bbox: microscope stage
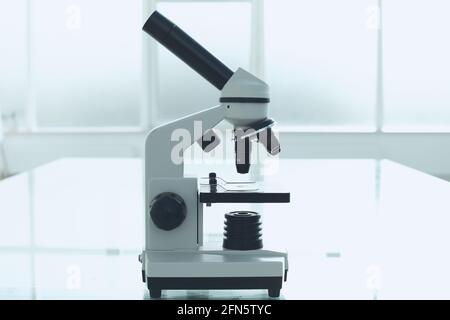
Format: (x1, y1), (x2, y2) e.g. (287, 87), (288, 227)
(199, 180), (290, 203)
(199, 190), (290, 203)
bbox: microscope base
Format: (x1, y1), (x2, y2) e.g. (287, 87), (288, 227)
(146, 276), (282, 298)
(141, 248), (287, 298)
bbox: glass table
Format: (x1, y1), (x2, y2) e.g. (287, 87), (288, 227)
(1, 158), (450, 299)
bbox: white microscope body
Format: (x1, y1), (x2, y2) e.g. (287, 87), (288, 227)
(139, 11), (289, 298)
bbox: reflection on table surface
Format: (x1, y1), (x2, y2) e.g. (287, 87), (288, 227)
(1, 158), (450, 299)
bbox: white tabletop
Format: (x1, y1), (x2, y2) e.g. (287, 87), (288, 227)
(1, 158), (450, 300)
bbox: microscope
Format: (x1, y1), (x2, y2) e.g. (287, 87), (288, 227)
(139, 11), (290, 298)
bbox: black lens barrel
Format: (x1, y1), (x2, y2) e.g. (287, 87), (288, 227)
(143, 11), (234, 90)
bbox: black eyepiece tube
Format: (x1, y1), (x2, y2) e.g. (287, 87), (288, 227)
(143, 11), (234, 90)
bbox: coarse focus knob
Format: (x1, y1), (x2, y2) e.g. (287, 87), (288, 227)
(149, 192), (187, 231)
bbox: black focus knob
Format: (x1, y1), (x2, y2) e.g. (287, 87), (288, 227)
(149, 192), (187, 231)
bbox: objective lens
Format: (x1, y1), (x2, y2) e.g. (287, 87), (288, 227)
(258, 128), (280, 155)
(235, 136), (251, 174)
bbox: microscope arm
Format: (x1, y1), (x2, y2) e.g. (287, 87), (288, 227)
(145, 104), (227, 181)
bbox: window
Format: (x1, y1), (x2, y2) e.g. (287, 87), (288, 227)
(265, 0), (378, 131)
(1, 0), (450, 133)
(0, 0), (28, 128)
(31, 0), (142, 129)
(383, 0), (450, 132)
(154, 1), (252, 123)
